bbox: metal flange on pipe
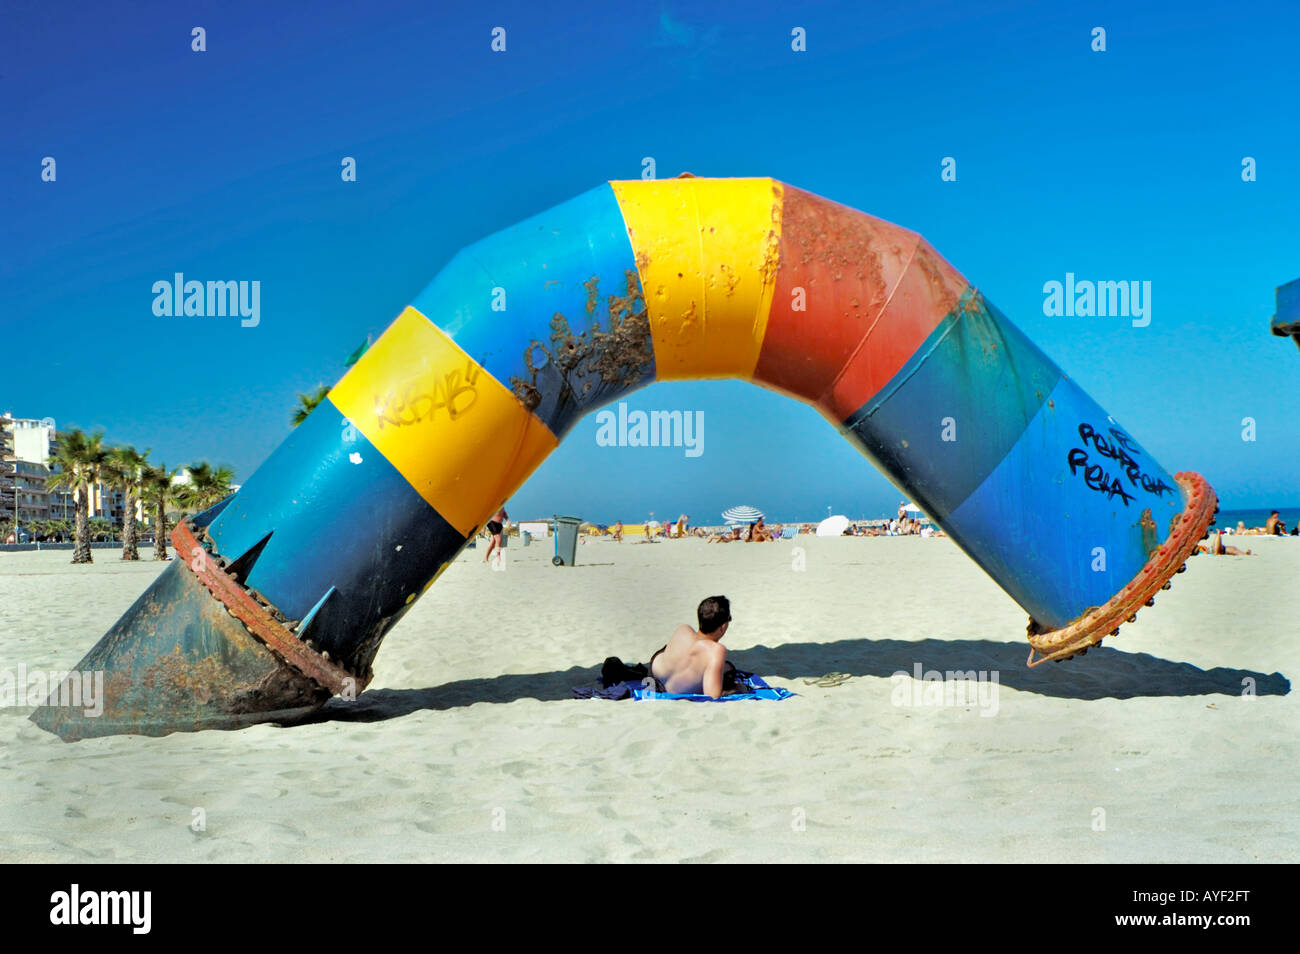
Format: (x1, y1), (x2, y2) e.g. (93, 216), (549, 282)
(31, 175), (1216, 740)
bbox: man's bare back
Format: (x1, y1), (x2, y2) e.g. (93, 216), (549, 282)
(649, 596), (732, 698)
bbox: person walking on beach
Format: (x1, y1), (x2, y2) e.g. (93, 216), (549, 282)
(483, 504), (508, 564)
(612, 520), (623, 542)
(648, 596), (733, 698)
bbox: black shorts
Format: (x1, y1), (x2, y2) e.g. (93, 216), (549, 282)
(486, 521), (503, 535)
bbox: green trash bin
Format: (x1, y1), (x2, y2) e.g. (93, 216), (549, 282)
(552, 515), (582, 566)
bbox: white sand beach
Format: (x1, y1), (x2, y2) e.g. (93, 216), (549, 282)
(1, 534), (1296, 863)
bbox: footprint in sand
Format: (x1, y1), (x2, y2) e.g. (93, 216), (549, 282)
(619, 739), (656, 759)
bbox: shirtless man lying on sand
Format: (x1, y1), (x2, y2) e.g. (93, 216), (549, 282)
(649, 595), (734, 698)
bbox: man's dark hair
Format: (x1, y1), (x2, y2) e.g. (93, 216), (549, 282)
(698, 595), (731, 634)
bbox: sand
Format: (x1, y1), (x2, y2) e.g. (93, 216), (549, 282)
(1, 533), (1296, 863)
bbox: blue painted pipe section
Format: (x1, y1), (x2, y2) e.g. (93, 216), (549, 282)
(204, 401), (466, 668)
(842, 290), (1181, 630)
(841, 291), (1061, 521)
(412, 184), (655, 441)
(943, 374), (1181, 629)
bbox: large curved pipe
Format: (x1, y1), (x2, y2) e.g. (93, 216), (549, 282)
(32, 176), (1216, 739)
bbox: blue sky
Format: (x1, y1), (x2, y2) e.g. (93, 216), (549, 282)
(3, 0), (1296, 523)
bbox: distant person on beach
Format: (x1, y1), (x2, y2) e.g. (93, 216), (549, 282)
(1265, 511), (1281, 535)
(649, 596), (734, 698)
(612, 520), (623, 542)
(483, 505), (508, 564)
(1202, 531), (1252, 556)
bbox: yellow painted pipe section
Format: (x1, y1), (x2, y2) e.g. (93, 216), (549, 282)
(610, 177), (783, 381)
(328, 306), (558, 537)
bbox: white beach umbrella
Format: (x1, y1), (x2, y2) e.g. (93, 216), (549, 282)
(816, 515), (850, 537)
(722, 505), (764, 523)
(903, 502), (923, 513)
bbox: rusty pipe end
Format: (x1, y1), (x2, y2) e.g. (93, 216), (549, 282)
(29, 522), (365, 741)
(1026, 472), (1217, 667)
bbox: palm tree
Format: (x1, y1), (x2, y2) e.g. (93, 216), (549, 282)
(88, 516), (115, 542)
(48, 429), (107, 564)
(174, 461), (234, 516)
(291, 384), (331, 427)
(104, 446), (149, 560)
(141, 464), (179, 560)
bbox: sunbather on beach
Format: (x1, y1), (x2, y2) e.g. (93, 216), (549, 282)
(612, 521), (623, 542)
(1202, 531), (1253, 556)
(649, 596), (733, 698)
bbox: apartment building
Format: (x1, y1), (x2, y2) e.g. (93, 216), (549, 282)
(1, 412), (115, 529)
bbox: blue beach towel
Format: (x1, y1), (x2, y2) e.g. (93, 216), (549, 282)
(572, 671), (795, 702)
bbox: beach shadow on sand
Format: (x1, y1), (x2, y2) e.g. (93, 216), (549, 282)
(301, 637), (1290, 725)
